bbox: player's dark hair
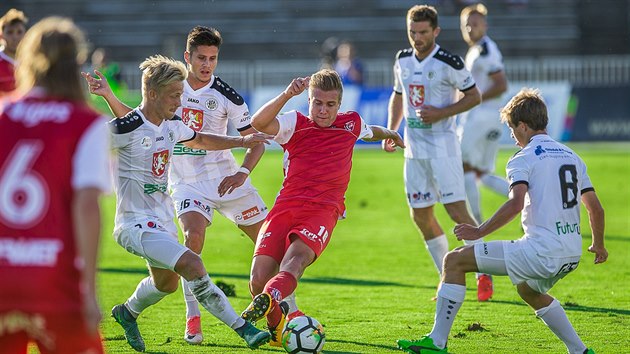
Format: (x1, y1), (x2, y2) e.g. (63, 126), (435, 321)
(16, 17), (87, 101)
(186, 26), (222, 53)
(500, 88), (548, 131)
(407, 5), (438, 29)
(310, 69), (343, 103)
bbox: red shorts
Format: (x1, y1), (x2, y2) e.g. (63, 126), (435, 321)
(0, 310), (104, 354)
(254, 200), (339, 264)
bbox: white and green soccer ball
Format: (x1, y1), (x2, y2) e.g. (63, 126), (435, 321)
(281, 315), (325, 354)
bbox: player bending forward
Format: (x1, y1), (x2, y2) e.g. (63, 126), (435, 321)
(239, 69), (405, 346)
(105, 55), (271, 352)
(397, 88), (606, 354)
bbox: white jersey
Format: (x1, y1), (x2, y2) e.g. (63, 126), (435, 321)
(465, 35), (505, 110)
(170, 76), (251, 185)
(507, 134), (593, 258)
(393, 44), (476, 159)
(109, 108), (195, 230)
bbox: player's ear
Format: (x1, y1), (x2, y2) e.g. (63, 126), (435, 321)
(183, 51), (190, 64)
(434, 26), (441, 37)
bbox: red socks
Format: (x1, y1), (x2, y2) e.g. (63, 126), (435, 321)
(263, 271), (297, 328)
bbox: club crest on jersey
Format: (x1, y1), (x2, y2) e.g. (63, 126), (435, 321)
(140, 136), (152, 149)
(427, 71), (436, 80)
(152, 150), (169, 177)
(205, 98), (218, 111)
(408, 84), (425, 108)
(344, 121), (355, 132)
(182, 108), (204, 131)
(168, 130), (175, 143)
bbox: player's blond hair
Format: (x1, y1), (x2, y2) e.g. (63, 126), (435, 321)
(500, 88), (548, 131)
(460, 3), (488, 22)
(309, 69), (343, 103)
(139, 55), (187, 94)
(407, 5), (438, 29)
(1, 8), (28, 30)
(15, 16), (87, 101)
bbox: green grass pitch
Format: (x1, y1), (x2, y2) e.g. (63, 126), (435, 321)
(89, 143), (629, 353)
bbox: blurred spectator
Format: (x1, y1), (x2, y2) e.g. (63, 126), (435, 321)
(91, 47), (127, 95)
(0, 8), (28, 96)
(334, 41), (364, 87)
(319, 36), (339, 70)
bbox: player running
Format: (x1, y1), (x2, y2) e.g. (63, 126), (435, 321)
(83, 25), (300, 345)
(101, 54), (271, 352)
(397, 88), (606, 354)
(239, 69), (405, 346)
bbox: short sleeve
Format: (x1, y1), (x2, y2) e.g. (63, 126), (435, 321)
(227, 100), (253, 132)
(506, 153), (529, 188)
(393, 60), (403, 93)
(274, 110), (298, 145)
(451, 65), (476, 92)
(174, 120), (196, 143)
(357, 117), (373, 140)
(73, 116), (112, 192)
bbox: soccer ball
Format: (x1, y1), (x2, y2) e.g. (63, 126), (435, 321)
(281, 315), (325, 354)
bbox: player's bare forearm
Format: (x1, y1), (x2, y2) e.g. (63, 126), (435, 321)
(482, 71), (508, 101)
(82, 70), (133, 118)
(72, 188), (103, 333)
(364, 125), (405, 148)
(439, 86), (481, 120)
(241, 141), (265, 172)
(456, 184), (525, 240)
(187, 132), (270, 151)
(387, 92), (404, 131)
(582, 191), (607, 263)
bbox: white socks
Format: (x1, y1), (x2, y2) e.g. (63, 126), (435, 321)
(181, 277), (202, 318)
(464, 172), (482, 224)
(480, 174), (509, 196)
(126, 276), (169, 317)
(429, 283), (466, 349)
(283, 293), (298, 314)
(425, 235), (449, 275)
(188, 274), (245, 330)
(535, 299), (587, 354)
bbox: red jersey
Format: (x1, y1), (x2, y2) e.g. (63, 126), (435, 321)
(0, 51), (16, 94)
(273, 111), (372, 214)
(0, 92), (109, 313)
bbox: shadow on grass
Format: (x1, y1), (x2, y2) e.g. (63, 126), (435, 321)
(98, 268), (415, 288)
(327, 338), (400, 352)
(489, 299), (630, 316)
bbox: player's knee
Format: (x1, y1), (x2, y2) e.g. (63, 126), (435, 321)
(442, 249), (465, 274)
(155, 277), (179, 293)
(183, 229), (205, 253)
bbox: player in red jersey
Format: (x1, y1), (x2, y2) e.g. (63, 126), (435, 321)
(0, 17), (109, 354)
(240, 69), (405, 344)
(0, 9), (27, 96)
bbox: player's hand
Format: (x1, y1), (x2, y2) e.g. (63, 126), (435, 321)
(454, 223), (482, 241)
(241, 133), (274, 148)
(218, 173), (248, 197)
(588, 244), (608, 264)
(416, 105), (443, 124)
(81, 70), (113, 97)
(382, 138), (397, 152)
(82, 291), (102, 335)
(285, 77), (310, 97)
(389, 131), (405, 149)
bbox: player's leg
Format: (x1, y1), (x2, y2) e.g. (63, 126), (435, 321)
(175, 250), (271, 348)
(172, 183), (215, 345)
(463, 163), (483, 223)
(177, 211), (210, 344)
(405, 158), (449, 276)
(397, 245), (478, 353)
(478, 119), (509, 197)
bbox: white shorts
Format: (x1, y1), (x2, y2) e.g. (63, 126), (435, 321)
(474, 240), (581, 294)
(171, 177), (268, 226)
(113, 219), (188, 270)
(459, 106), (503, 173)
(404, 157), (466, 208)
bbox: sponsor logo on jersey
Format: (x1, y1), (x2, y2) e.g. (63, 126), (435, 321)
(0, 238), (62, 266)
(6, 101), (71, 127)
(156, 136), (164, 142)
(555, 221), (581, 235)
(182, 108), (204, 131)
(408, 191), (432, 202)
(173, 143), (207, 155)
(206, 98), (218, 110)
(141, 136), (152, 149)
(0, 312), (48, 339)
(193, 199), (212, 214)
(187, 97), (200, 104)
(408, 84), (425, 108)
(344, 121), (355, 132)
(152, 150), (169, 177)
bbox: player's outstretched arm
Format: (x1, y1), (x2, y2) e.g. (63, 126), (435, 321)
(383, 92), (404, 152)
(582, 190), (607, 264)
(252, 77), (310, 135)
(185, 131), (272, 151)
(217, 126), (266, 197)
(364, 125), (405, 149)
(81, 70), (133, 118)
(455, 183), (526, 241)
